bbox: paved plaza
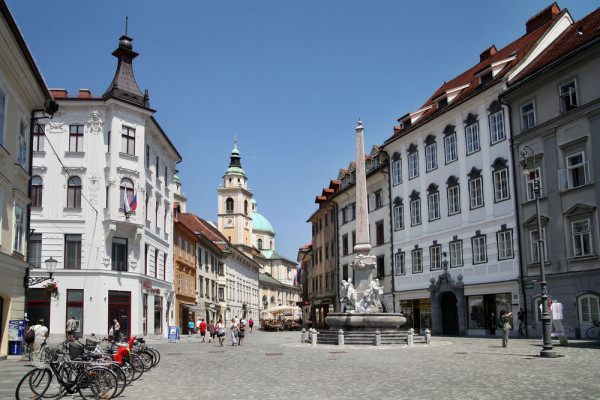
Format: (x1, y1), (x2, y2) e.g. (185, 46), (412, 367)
(1, 330), (599, 399)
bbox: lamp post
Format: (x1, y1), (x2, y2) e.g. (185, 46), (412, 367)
(521, 145), (557, 358)
(24, 257), (58, 288)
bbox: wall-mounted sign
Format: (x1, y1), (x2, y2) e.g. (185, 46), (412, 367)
(142, 281), (160, 295)
(525, 282), (535, 290)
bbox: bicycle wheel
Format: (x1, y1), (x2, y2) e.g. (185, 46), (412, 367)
(106, 363), (127, 397)
(130, 353), (145, 380)
(15, 368), (51, 400)
(77, 366), (118, 400)
(586, 326), (599, 339)
(136, 350), (153, 371)
(146, 347), (160, 367)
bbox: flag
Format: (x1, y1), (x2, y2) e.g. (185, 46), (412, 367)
(124, 193), (131, 215)
(129, 194), (137, 211)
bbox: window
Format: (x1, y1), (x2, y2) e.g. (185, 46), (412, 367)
(343, 234), (348, 255)
(156, 156), (160, 177)
(408, 149), (419, 179)
(121, 126), (135, 155)
(376, 221), (384, 245)
(28, 234), (42, 268)
(393, 199), (404, 231)
(493, 168), (510, 202)
(352, 231), (356, 250)
(111, 237), (128, 271)
(325, 244), (329, 259)
(497, 229), (513, 260)
(65, 234), (82, 269)
(0, 89), (4, 145)
(394, 252), (405, 275)
(578, 294), (599, 326)
(33, 124), (44, 151)
(342, 265), (349, 281)
(258, 238), (263, 250)
(559, 152), (590, 190)
(425, 143), (437, 172)
(521, 102), (536, 131)
(468, 169), (484, 209)
(374, 190), (383, 209)
(351, 203), (356, 220)
(489, 111), (505, 144)
(226, 197), (234, 214)
(376, 256), (385, 278)
(145, 145), (150, 168)
(11, 203), (25, 254)
(342, 207), (348, 224)
(31, 176), (43, 207)
(559, 80), (577, 112)
(472, 233), (487, 264)
(430, 245), (441, 270)
(69, 125), (84, 152)
(66, 289), (84, 335)
(525, 167), (543, 201)
(450, 239), (463, 267)
(410, 197), (421, 226)
(119, 178), (134, 209)
(411, 248), (422, 273)
(67, 177), (82, 208)
(530, 228), (547, 264)
(572, 219), (592, 257)
(17, 120), (27, 168)
(428, 188), (440, 221)
(465, 119), (480, 154)
(447, 176), (461, 216)
(392, 153), (402, 185)
(178, 273), (182, 292)
(444, 132), (457, 164)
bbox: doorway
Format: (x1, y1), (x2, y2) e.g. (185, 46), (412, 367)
(108, 291), (130, 339)
(26, 289), (51, 330)
(440, 292), (459, 335)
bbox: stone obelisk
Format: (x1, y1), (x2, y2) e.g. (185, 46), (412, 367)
(352, 120), (376, 301)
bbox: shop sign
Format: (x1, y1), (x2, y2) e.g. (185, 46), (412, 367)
(525, 282), (535, 290)
(296, 301), (309, 306)
(142, 281), (160, 295)
(321, 298), (333, 305)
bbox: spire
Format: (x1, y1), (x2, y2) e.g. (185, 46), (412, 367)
(103, 24), (149, 108)
(225, 137), (245, 176)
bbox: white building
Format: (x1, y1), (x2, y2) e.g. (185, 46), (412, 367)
(29, 33), (181, 339)
(384, 4), (572, 335)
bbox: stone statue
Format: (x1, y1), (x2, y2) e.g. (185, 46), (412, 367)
(340, 279), (357, 312)
(355, 279), (383, 313)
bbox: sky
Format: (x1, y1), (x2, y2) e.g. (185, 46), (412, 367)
(6, 0), (598, 262)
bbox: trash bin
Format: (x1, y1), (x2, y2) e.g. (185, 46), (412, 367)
(9, 341), (21, 355)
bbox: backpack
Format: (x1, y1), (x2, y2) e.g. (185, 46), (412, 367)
(25, 327), (35, 344)
(497, 316), (505, 329)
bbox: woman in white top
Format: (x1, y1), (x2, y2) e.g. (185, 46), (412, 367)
(27, 318), (49, 361)
(216, 319), (226, 347)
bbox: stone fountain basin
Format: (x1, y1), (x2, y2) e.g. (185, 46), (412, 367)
(325, 313), (406, 331)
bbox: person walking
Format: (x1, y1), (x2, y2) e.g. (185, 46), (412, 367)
(238, 318), (246, 345)
(66, 316), (76, 340)
(27, 319), (49, 362)
(230, 318), (238, 346)
(248, 318), (254, 333)
(216, 319), (226, 347)
(208, 320), (216, 343)
(498, 309), (513, 348)
(188, 320), (195, 337)
(113, 319), (121, 341)
(199, 319), (207, 342)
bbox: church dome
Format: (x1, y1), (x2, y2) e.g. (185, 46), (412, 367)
(252, 211), (274, 234)
(225, 141), (245, 176)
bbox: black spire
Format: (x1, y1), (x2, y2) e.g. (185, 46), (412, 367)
(103, 32), (149, 108)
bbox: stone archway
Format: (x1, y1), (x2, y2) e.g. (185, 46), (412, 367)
(428, 271), (465, 335)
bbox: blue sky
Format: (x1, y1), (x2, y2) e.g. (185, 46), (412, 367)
(7, 1), (598, 262)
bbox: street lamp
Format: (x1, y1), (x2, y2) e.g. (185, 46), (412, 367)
(521, 145), (557, 358)
(24, 257), (58, 288)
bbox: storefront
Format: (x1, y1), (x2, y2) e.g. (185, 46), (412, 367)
(398, 299), (431, 334)
(108, 291), (131, 338)
(26, 289), (51, 331)
(464, 281), (518, 336)
(311, 297), (334, 330)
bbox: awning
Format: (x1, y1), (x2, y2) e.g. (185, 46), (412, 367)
(179, 302), (205, 313)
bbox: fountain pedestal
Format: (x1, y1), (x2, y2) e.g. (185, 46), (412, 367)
(325, 313), (406, 332)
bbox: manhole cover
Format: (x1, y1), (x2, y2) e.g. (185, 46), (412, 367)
(265, 352), (283, 356)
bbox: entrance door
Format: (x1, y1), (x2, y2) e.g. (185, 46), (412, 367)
(440, 292), (459, 335)
(108, 291), (131, 339)
(26, 289), (51, 330)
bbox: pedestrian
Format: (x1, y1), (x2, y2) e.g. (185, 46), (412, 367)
(518, 308), (525, 334)
(66, 316), (76, 341)
(230, 318), (238, 346)
(238, 318), (246, 345)
(111, 319), (121, 341)
(208, 320), (216, 343)
(248, 318), (254, 333)
(498, 309), (513, 348)
(188, 320), (195, 337)
(27, 318), (49, 362)
(216, 319), (226, 347)
(196, 318), (202, 338)
(199, 318), (207, 342)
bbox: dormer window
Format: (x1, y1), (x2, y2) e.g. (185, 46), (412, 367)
(437, 98), (448, 110)
(350, 170), (356, 184)
(480, 71), (493, 86)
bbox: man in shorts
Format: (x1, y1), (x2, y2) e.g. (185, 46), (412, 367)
(199, 318), (207, 342)
(66, 316), (76, 340)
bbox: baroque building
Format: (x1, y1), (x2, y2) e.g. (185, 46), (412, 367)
(29, 32), (181, 339)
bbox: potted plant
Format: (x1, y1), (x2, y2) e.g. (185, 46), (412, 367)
(42, 281), (59, 299)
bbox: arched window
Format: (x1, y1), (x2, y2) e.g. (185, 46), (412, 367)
(257, 238), (263, 250)
(270, 296), (275, 303)
(67, 176), (82, 208)
(244, 200), (248, 215)
(226, 197), (234, 214)
(578, 294), (600, 328)
(31, 176), (43, 207)
(120, 178), (134, 208)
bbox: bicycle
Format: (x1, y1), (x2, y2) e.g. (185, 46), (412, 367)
(586, 320), (600, 339)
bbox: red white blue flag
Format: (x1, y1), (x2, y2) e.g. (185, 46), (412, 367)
(129, 194), (137, 211)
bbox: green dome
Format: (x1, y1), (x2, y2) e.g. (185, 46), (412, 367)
(225, 166), (246, 176)
(252, 211), (274, 234)
(174, 174), (180, 183)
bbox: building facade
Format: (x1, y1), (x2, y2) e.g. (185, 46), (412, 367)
(29, 33), (181, 339)
(174, 212), (198, 334)
(504, 7), (600, 338)
(0, 0), (53, 357)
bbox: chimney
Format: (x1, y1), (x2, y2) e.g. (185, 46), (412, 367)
(526, 3), (560, 34)
(78, 89), (92, 98)
(480, 45), (497, 62)
(49, 89), (68, 98)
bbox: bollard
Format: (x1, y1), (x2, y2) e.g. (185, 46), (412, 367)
(338, 329), (344, 346)
(301, 328), (307, 343)
(424, 328), (431, 344)
(311, 329), (318, 345)
(407, 328), (414, 346)
(374, 329), (381, 346)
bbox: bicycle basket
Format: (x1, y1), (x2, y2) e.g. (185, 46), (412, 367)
(85, 338), (99, 351)
(68, 340), (84, 358)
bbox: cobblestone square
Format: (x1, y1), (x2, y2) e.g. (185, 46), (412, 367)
(1, 330), (599, 399)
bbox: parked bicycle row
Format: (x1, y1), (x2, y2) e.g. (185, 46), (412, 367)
(15, 333), (160, 399)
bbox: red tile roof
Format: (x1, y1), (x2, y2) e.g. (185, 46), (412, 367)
(384, 3), (565, 145)
(179, 213), (229, 245)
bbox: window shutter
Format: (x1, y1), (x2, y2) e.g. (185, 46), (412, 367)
(558, 169), (569, 190)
